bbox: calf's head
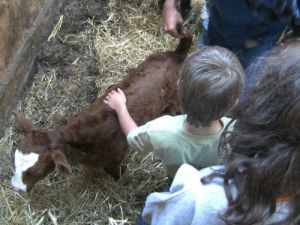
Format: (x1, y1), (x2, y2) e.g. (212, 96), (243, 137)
(11, 112), (71, 192)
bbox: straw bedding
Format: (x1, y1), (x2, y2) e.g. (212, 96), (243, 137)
(0, 0), (203, 224)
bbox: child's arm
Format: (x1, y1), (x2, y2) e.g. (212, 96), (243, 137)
(104, 88), (137, 136)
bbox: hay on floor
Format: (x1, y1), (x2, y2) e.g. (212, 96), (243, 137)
(0, 0), (203, 224)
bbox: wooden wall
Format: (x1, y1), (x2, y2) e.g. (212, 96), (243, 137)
(0, 0), (66, 136)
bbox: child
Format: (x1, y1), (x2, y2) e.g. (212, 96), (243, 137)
(104, 46), (244, 180)
(142, 45), (300, 224)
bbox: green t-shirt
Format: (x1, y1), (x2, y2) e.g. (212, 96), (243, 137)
(127, 115), (233, 178)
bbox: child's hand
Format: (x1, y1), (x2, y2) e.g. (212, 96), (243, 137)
(104, 88), (127, 112)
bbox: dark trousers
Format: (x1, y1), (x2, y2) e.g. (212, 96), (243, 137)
(198, 24), (285, 99)
(158, 0), (191, 18)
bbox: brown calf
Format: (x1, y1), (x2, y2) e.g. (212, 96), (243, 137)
(11, 35), (192, 192)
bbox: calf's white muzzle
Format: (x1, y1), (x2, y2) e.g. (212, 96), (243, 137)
(11, 149), (39, 192)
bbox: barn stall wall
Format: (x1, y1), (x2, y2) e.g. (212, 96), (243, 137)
(0, 0), (67, 137)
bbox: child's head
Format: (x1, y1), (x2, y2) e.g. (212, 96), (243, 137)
(179, 46), (244, 127)
(217, 45), (300, 224)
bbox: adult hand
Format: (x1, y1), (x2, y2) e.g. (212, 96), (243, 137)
(162, 3), (186, 38)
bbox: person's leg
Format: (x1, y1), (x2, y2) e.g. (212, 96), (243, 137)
(197, 30), (208, 47)
(238, 30), (285, 98)
(197, 3), (209, 47)
(180, 0), (191, 18)
(240, 54), (266, 99)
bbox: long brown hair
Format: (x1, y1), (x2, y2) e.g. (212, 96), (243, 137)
(203, 45), (300, 224)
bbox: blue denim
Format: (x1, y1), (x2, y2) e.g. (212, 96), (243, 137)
(197, 0), (297, 98)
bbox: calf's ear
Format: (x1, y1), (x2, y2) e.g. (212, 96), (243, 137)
(51, 149), (72, 175)
(13, 112), (35, 133)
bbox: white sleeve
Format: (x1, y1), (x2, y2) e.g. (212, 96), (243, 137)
(126, 115), (172, 152)
(142, 187), (198, 225)
(142, 165), (228, 225)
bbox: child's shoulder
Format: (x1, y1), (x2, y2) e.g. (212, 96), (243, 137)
(146, 114), (186, 128)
